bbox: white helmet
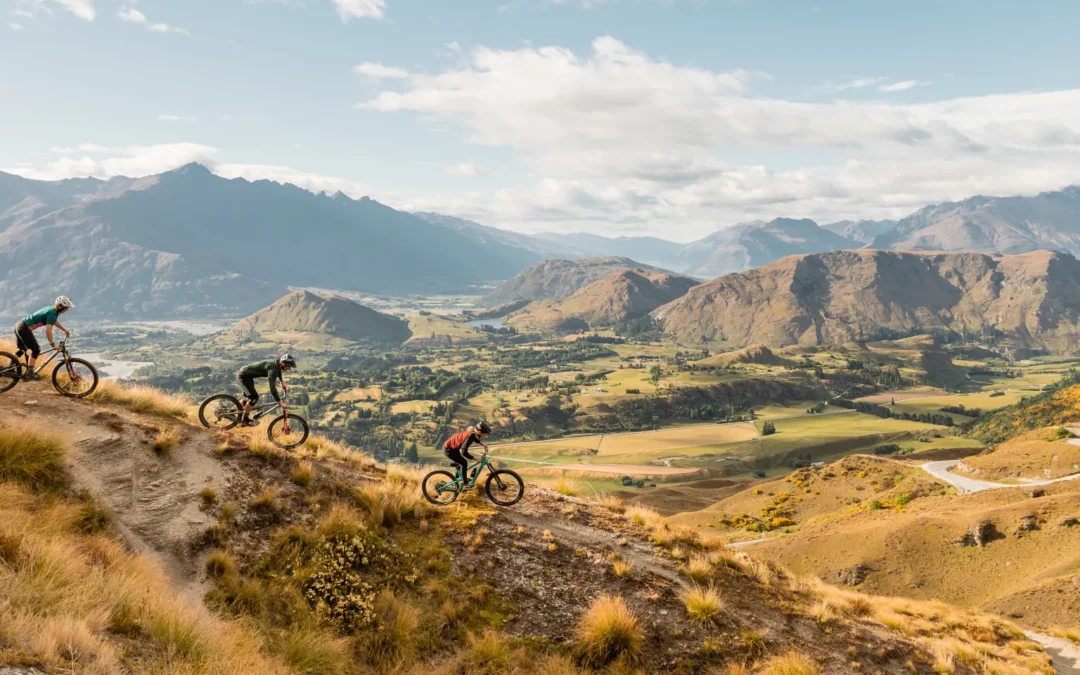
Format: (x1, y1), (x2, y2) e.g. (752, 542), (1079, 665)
(55, 296), (74, 310)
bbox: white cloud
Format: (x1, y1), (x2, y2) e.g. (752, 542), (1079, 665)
(14, 9), (34, 18)
(879, 80), (929, 93)
(50, 143), (109, 153)
(355, 36), (1080, 237)
(332, 0), (386, 21)
(157, 115), (196, 122)
(831, 76), (885, 92)
(354, 62), (409, 79)
(9, 21), (24, 29)
(55, 0), (94, 20)
(118, 6), (188, 34)
(5, 143), (219, 181)
(445, 163), (479, 177)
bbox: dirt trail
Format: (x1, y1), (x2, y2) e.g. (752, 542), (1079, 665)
(0, 382), (227, 603)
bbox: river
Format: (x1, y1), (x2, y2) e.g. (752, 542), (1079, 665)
(82, 353), (155, 380)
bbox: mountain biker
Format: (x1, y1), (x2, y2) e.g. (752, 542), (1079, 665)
(443, 422), (491, 490)
(237, 354), (295, 426)
(14, 296), (74, 381)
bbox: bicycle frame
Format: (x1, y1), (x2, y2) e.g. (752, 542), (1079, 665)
(21, 339), (73, 376)
(451, 453), (497, 484)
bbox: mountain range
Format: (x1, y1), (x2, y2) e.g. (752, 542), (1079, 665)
(505, 269), (699, 331)
(654, 249), (1080, 352)
(4, 163), (1080, 319)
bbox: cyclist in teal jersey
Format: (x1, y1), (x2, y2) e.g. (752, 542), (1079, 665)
(14, 296), (74, 380)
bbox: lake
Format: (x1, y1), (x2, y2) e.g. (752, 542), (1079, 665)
(466, 318), (506, 330)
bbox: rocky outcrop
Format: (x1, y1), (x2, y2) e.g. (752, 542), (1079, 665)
(954, 521), (1000, 548)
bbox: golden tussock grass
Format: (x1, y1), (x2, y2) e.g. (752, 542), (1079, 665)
(269, 627), (349, 675)
(592, 493), (626, 514)
(684, 555), (714, 583)
(0, 424), (69, 492)
(199, 486), (218, 506)
(205, 550), (237, 579)
(624, 505), (663, 529)
(1051, 627), (1080, 644)
(153, 425), (183, 454)
(611, 559), (633, 579)
(554, 476), (584, 497)
(0, 482), (288, 674)
(385, 463), (427, 485)
(250, 487), (281, 515)
(575, 594), (643, 667)
(359, 589), (421, 668)
(290, 460), (315, 488)
(680, 585), (724, 624)
(760, 652), (822, 675)
(355, 479), (426, 527)
(88, 381), (191, 419)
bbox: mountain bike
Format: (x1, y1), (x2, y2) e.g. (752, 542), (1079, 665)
(197, 389), (309, 449)
(421, 450), (525, 506)
(0, 336), (99, 397)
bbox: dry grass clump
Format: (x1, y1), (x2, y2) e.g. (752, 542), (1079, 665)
(88, 381), (190, 418)
(625, 505), (663, 529)
(554, 477), (583, 497)
(359, 590), (421, 668)
(74, 499), (112, 535)
(199, 486), (218, 507)
(251, 487), (281, 516)
(684, 555), (714, 583)
(680, 585), (724, 624)
(0, 482), (288, 674)
(593, 493), (626, 514)
(0, 424), (69, 491)
(1051, 627), (1080, 644)
(290, 460), (315, 488)
(760, 652), (822, 675)
(270, 627), (349, 675)
(458, 628), (520, 674)
(611, 559), (633, 579)
(575, 594), (643, 667)
(355, 479), (425, 527)
(153, 425), (183, 454)
(205, 550), (238, 579)
(385, 463), (428, 486)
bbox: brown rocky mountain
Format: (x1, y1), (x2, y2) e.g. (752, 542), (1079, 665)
(220, 290), (412, 344)
(655, 249), (1080, 352)
(507, 269), (698, 331)
(871, 186), (1080, 255)
(481, 256), (668, 307)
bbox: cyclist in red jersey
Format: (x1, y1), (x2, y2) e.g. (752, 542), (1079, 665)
(442, 422), (491, 490)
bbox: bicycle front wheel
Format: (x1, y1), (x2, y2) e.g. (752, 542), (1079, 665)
(268, 414), (309, 449)
(0, 352), (22, 394)
(198, 394), (243, 430)
(422, 470), (460, 505)
(52, 358), (99, 398)
(485, 469), (525, 506)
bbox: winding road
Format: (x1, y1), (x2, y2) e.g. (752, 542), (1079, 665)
(920, 459), (1080, 495)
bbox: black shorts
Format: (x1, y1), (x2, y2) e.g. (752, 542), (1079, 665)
(14, 321), (39, 359)
(238, 374), (259, 404)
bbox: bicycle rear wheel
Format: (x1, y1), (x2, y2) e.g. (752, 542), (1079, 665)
(52, 358), (99, 398)
(268, 414), (309, 449)
(422, 470), (461, 505)
(0, 352), (22, 394)
(198, 394), (243, 430)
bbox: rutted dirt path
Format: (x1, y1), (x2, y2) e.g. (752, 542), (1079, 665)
(0, 381), (227, 602)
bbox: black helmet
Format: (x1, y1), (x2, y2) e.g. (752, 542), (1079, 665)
(475, 421), (491, 434)
(279, 354), (297, 368)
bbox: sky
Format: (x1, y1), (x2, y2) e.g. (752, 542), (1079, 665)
(3, 0), (1080, 242)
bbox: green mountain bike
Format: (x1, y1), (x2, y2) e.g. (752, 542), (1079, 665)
(0, 337), (99, 397)
(422, 451), (525, 506)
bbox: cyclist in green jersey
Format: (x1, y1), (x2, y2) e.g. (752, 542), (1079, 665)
(14, 296), (74, 380)
(237, 354), (296, 425)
